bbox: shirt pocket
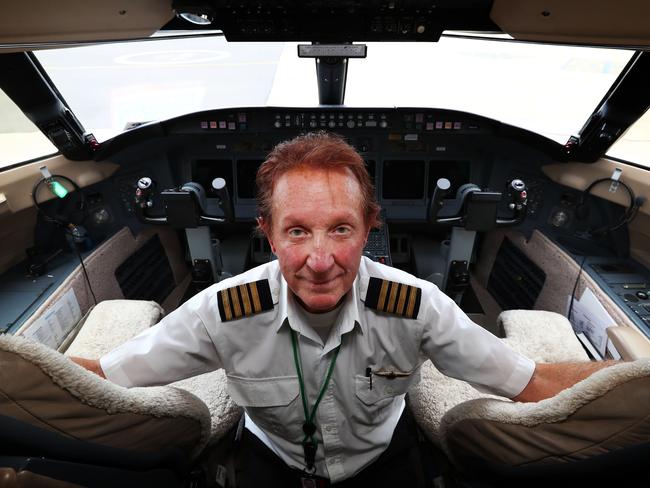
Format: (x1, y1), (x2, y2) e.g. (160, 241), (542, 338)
(226, 374), (301, 437)
(353, 373), (419, 430)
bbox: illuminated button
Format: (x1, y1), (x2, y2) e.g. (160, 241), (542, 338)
(218, 121), (227, 129)
(365, 120), (377, 127)
(328, 120), (336, 128)
(453, 121), (462, 129)
(228, 122), (236, 130)
(379, 120), (388, 128)
(444, 121), (453, 129)
(426, 122), (434, 131)
(210, 121), (218, 129)
(415, 113), (424, 123)
(435, 121), (443, 129)
(346, 120), (355, 128)
(238, 113), (247, 123)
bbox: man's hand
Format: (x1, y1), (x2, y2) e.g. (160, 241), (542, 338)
(70, 356), (106, 379)
(512, 361), (618, 402)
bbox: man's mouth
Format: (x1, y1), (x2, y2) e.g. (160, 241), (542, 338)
(301, 274), (342, 286)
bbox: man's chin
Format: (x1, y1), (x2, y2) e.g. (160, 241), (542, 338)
(296, 292), (344, 314)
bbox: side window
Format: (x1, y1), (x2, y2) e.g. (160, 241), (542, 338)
(0, 89), (57, 170)
(606, 109), (650, 169)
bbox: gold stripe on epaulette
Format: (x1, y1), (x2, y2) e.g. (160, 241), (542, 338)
(365, 277), (421, 319)
(218, 279), (275, 322)
(249, 282), (262, 313)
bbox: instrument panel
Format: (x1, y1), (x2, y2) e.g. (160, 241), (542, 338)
(103, 106), (560, 223)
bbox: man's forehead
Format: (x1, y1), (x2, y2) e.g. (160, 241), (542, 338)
(268, 166), (366, 223)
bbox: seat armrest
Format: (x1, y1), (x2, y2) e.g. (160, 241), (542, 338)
(607, 326), (650, 360)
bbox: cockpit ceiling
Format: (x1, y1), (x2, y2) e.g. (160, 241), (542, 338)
(1, 0), (650, 49)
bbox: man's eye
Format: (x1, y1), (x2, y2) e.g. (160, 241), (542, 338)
(288, 229), (305, 237)
(334, 226), (351, 235)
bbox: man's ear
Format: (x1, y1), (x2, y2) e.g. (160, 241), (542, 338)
(257, 217), (277, 253)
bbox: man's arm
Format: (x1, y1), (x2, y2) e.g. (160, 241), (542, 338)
(512, 361), (618, 402)
(70, 356), (106, 379)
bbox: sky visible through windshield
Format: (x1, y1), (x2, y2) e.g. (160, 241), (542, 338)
(34, 36), (632, 146)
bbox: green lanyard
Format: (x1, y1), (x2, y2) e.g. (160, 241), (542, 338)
(290, 328), (340, 473)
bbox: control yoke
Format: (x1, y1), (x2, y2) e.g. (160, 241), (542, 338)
(134, 177), (234, 227)
(428, 178), (528, 231)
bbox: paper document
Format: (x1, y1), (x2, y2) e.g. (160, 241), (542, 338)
(22, 288), (82, 349)
(567, 288), (616, 358)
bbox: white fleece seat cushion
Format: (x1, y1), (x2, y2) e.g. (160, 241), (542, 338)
(64, 300), (164, 358)
(408, 310), (588, 446)
(440, 359), (650, 471)
(171, 372), (242, 444)
(0, 334), (211, 459)
(498, 310), (589, 363)
(65, 299), (242, 445)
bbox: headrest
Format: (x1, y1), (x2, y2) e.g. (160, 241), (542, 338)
(440, 359), (650, 472)
(0, 334), (210, 459)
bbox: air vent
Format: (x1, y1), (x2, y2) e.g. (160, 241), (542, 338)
(487, 238), (546, 310)
(115, 235), (175, 303)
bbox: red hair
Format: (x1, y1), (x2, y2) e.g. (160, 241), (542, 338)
(256, 131), (380, 229)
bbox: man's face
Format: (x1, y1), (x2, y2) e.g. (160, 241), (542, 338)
(262, 166), (370, 313)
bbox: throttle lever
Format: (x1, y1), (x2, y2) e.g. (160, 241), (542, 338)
(212, 177), (234, 223)
(428, 178), (451, 225)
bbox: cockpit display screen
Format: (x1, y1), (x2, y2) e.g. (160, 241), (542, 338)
(382, 160), (425, 200)
(192, 159), (234, 197)
(427, 160), (471, 198)
(236, 159), (264, 200)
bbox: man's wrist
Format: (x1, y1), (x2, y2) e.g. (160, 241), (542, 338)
(70, 357), (106, 379)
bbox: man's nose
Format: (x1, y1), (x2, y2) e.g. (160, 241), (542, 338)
(306, 240), (335, 273)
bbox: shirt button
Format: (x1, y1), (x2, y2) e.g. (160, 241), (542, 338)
(328, 458), (336, 465)
(385, 386), (395, 394)
(325, 426), (333, 432)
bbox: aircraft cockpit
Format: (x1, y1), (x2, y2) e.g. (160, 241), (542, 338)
(1, 1), (650, 487)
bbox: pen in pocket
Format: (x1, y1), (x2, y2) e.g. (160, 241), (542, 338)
(365, 367), (373, 390)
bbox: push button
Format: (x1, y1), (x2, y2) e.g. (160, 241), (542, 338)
(636, 291), (648, 300)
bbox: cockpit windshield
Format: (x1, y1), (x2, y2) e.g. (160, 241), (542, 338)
(34, 33), (634, 144)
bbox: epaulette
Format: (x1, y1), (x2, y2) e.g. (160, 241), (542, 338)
(217, 279), (274, 322)
(365, 277), (421, 319)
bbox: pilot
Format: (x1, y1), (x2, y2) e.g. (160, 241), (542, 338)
(72, 132), (614, 487)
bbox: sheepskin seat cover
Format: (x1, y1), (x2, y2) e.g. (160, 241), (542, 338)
(64, 299), (241, 445)
(65, 300), (164, 357)
(0, 334), (210, 459)
(408, 310), (588, 446)
(440, 359), (650, 472)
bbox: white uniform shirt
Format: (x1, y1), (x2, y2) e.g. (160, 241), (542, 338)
(101, 257), (535, 482)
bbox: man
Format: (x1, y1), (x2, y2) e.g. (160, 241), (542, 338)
(72, 132), (612, 487)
